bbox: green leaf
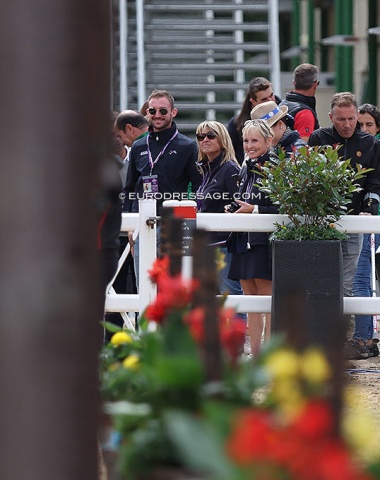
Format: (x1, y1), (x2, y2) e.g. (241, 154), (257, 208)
(163, 410), (236, 479)
(155, 355), (204, 388)
(101, 321), (124, 333)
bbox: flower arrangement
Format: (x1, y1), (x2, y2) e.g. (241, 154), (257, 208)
(100, 255), (250, 478)
(259, 145), (370, 241)
(100, 255), (380, 480)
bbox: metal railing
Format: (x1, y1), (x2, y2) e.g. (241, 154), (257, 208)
(104, 200), (380, 329)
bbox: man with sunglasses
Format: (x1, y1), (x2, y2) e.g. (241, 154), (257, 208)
(125, 89), (202, 292)
(125, 89), (201, 213)
(279, 63), (320, 143)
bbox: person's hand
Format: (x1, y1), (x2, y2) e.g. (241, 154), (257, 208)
(234, 199), (255, 213)
(128, 231), (135, 256)
(224, 202), (239, 213)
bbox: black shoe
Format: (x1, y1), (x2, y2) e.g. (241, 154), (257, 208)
(343, 339), (370, 360)
(369, 342), (379, 357)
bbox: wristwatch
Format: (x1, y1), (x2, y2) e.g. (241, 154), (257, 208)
(251, 205), (259, 214)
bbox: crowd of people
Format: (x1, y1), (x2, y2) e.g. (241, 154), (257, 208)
(101, 62), (380, 360)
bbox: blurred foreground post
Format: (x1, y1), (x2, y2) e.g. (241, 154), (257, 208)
(192, 230), (222, 382)
(0, 1), (110, 479)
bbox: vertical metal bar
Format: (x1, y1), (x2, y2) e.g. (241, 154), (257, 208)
(234, 0), (245, 107)
(366, 0), (378, 104)
(307, 0), (315, 64)
(268, 0), (281, 95)
(320, 5), (329, 72)
(342, 0), (353, 92)
(334, 0), (343, 91)
(119, 0), (128, 110)
(335, 0), (353, 92)
(291, 0), (301, 70)
(205, 6), (216, 120)
(0, 0), (110, 479)
(136, 0), (146, 107)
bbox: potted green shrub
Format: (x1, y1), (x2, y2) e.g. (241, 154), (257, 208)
(259, 145), (370, 349)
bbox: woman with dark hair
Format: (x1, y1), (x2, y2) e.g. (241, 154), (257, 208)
(358, 103), (380, 139)
(227, 77), (280, 164)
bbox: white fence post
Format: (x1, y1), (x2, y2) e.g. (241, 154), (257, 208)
(138, 199), (157, 315)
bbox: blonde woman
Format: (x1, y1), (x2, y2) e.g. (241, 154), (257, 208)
(195, 121), (246, 324)
(226, 119), (279, 356)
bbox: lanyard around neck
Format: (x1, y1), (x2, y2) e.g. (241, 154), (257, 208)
(146, 129), (178, 174)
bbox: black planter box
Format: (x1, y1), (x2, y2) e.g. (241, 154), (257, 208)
(271, 240), (344, 350)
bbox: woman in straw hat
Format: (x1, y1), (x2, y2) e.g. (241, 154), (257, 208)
(250, 101), (306, 155)
(225, 119), (279, 357)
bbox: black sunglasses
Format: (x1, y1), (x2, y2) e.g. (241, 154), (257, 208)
(196, 132), (218, 141)
(148, 107), (169, 115)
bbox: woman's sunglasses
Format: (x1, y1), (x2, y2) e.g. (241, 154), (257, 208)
(196, 132), (218, 141)
(148, 107), (169, 115)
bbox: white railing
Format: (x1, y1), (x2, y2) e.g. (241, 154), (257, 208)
(104, 200), (380, 327)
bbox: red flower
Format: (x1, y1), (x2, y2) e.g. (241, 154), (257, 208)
(219, 308), (246, 361)
(148, 256), (170, 284)
(145, 275), (198, 324)
(293, 399), (333, 439)
(226, 409), (275, 464)
(225, 403), (374, 480)
(184, 307), (205, 343)
(145, 295), (168, 323)
(317, 440), (372, 480)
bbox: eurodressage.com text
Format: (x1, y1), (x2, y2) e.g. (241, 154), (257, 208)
(127, 192), (262, 201)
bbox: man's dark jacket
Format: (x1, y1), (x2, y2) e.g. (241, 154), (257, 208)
(309, 126), (380, 215)
(280, 91), (319, 131)
(125, 122), (202, 212)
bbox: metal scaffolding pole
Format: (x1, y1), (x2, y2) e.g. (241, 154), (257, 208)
(268, 0), (281, 95)
(136, 0), (146, 108)
(119, 0), (128, 110)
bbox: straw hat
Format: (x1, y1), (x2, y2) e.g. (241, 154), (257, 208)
(250, 101), (288, 127)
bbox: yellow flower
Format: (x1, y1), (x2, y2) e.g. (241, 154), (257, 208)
(343, 410), (375, 457)
(215, 248), (226, 272)
(301, 347), (331, 383)
(272, 379), (306, 421)
(341, 385), (380, 461)
(123, 355), (140, 370)
(110, 331), (133, 346)
(265, 348), (300, 379)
